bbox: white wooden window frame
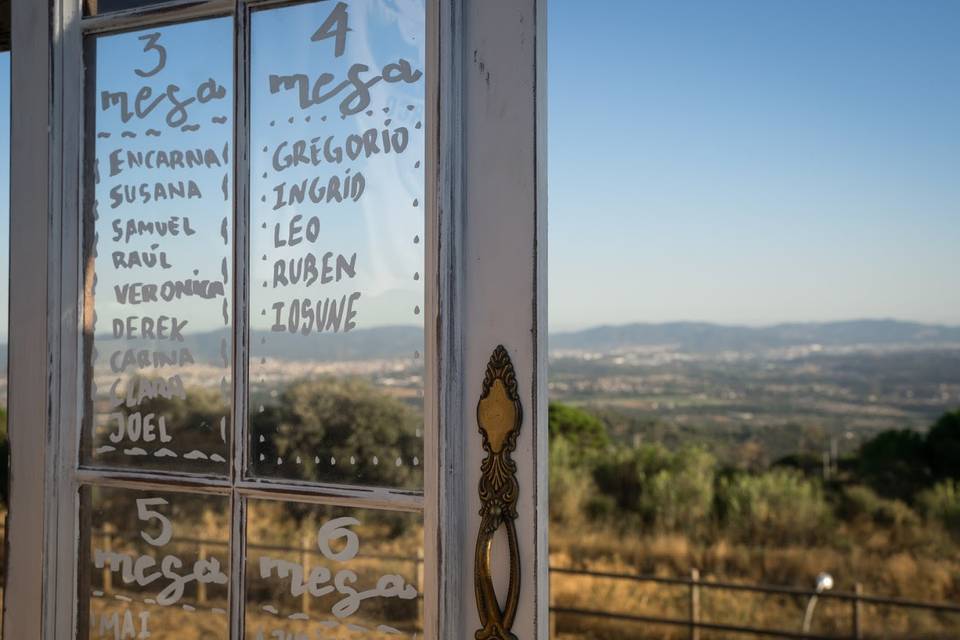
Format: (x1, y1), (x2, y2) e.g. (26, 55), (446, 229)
(3, 0), (546, 637)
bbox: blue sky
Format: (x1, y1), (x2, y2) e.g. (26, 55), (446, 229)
(549, 0), (960, 331)
(249, 1), (424, 335)
(93, 19), (233, 333)
(1, 3), (959, 339)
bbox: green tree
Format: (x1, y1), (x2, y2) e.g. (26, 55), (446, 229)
(917, 479), (960, 536)
(549, 436), (599, 524)
(549, 402), (610, 453)
(926, 410), (960, 482)
(591, 444), (716, 534)
(644, 445), (715, 533)
(857, 429), (930, 502)
(717, 469), (831, 545)
(251, 377), (422, 491)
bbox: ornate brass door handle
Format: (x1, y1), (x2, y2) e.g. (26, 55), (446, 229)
(474, 345), (522, 640)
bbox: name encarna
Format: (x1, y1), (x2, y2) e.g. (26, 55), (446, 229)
(107, 142), (230, 177)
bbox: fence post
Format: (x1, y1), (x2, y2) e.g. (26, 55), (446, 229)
(102, 525), (114, 593)
(852, 582), (863, 640)
(690, 568), (701, 640)
(301, 532), (311, 616)
(416, 548), (425, 595)
(549, 577), (556, 639)
(197, 543), (207, 604)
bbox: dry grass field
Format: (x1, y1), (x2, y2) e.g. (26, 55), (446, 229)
(550, 528), (960, 639)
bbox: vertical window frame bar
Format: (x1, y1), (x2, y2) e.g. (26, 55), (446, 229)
(50, 0), (85, 634)
(229, 1), (250, 637)
(5, 0), (56, 635)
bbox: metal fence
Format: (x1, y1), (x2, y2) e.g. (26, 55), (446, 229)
(86, 528), (960, 639)
(549, 567), (960, 640)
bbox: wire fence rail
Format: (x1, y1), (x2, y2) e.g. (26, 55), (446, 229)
(549, 567), (960, 640)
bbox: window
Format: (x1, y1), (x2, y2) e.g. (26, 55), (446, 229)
(80, 1), (428, 637)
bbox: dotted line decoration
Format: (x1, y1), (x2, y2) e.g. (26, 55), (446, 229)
(96, 121), (221, 139)
(254, 452), (420, 468)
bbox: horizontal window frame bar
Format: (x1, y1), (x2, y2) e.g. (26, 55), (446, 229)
(76, 467), (234, 493)
(75, 469), (425, 511)
(81, 0), (233, 34)
(80, 0), (321, 35)
(244, 0), (325, 14)
(236, 478), (424, 512)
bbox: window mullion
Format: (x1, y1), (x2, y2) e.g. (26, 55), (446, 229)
(229, 493), (248, 639)
(230, 1), (252, 638)
(231, 0), (250, 495)
(53, 0), (85, 634)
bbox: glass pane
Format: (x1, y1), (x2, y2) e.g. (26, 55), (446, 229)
(247, 0), (426, 489)
(82, 19), (234, 474)
(79, 485), (230, 640)
(245, 499), (423, 639)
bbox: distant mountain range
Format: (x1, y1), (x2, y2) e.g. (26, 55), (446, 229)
(103, 326), (426, 363)
(0, 326), (425, 367)
(550, 320), (960, 353)
(1, 320), (957, 365)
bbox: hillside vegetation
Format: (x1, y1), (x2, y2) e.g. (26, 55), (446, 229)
(549, 403), (960, 638)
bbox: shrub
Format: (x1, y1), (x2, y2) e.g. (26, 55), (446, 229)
(583, 493), (618, 522)
(592, 444), (715, 535)
(839, 485), (920, 529)
(644, 446), (715, 533)
(917, 480), (960, 536)
(591, 444), (664, 518)
(550, 435), (597, 525)
(717, 469), (831, 545)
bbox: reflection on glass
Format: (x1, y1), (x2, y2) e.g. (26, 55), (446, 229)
(247, 0), (425, 489)
(245, 499), (423, 639)
(79, 485), (230, 640)
(82, 19), (233, 474)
